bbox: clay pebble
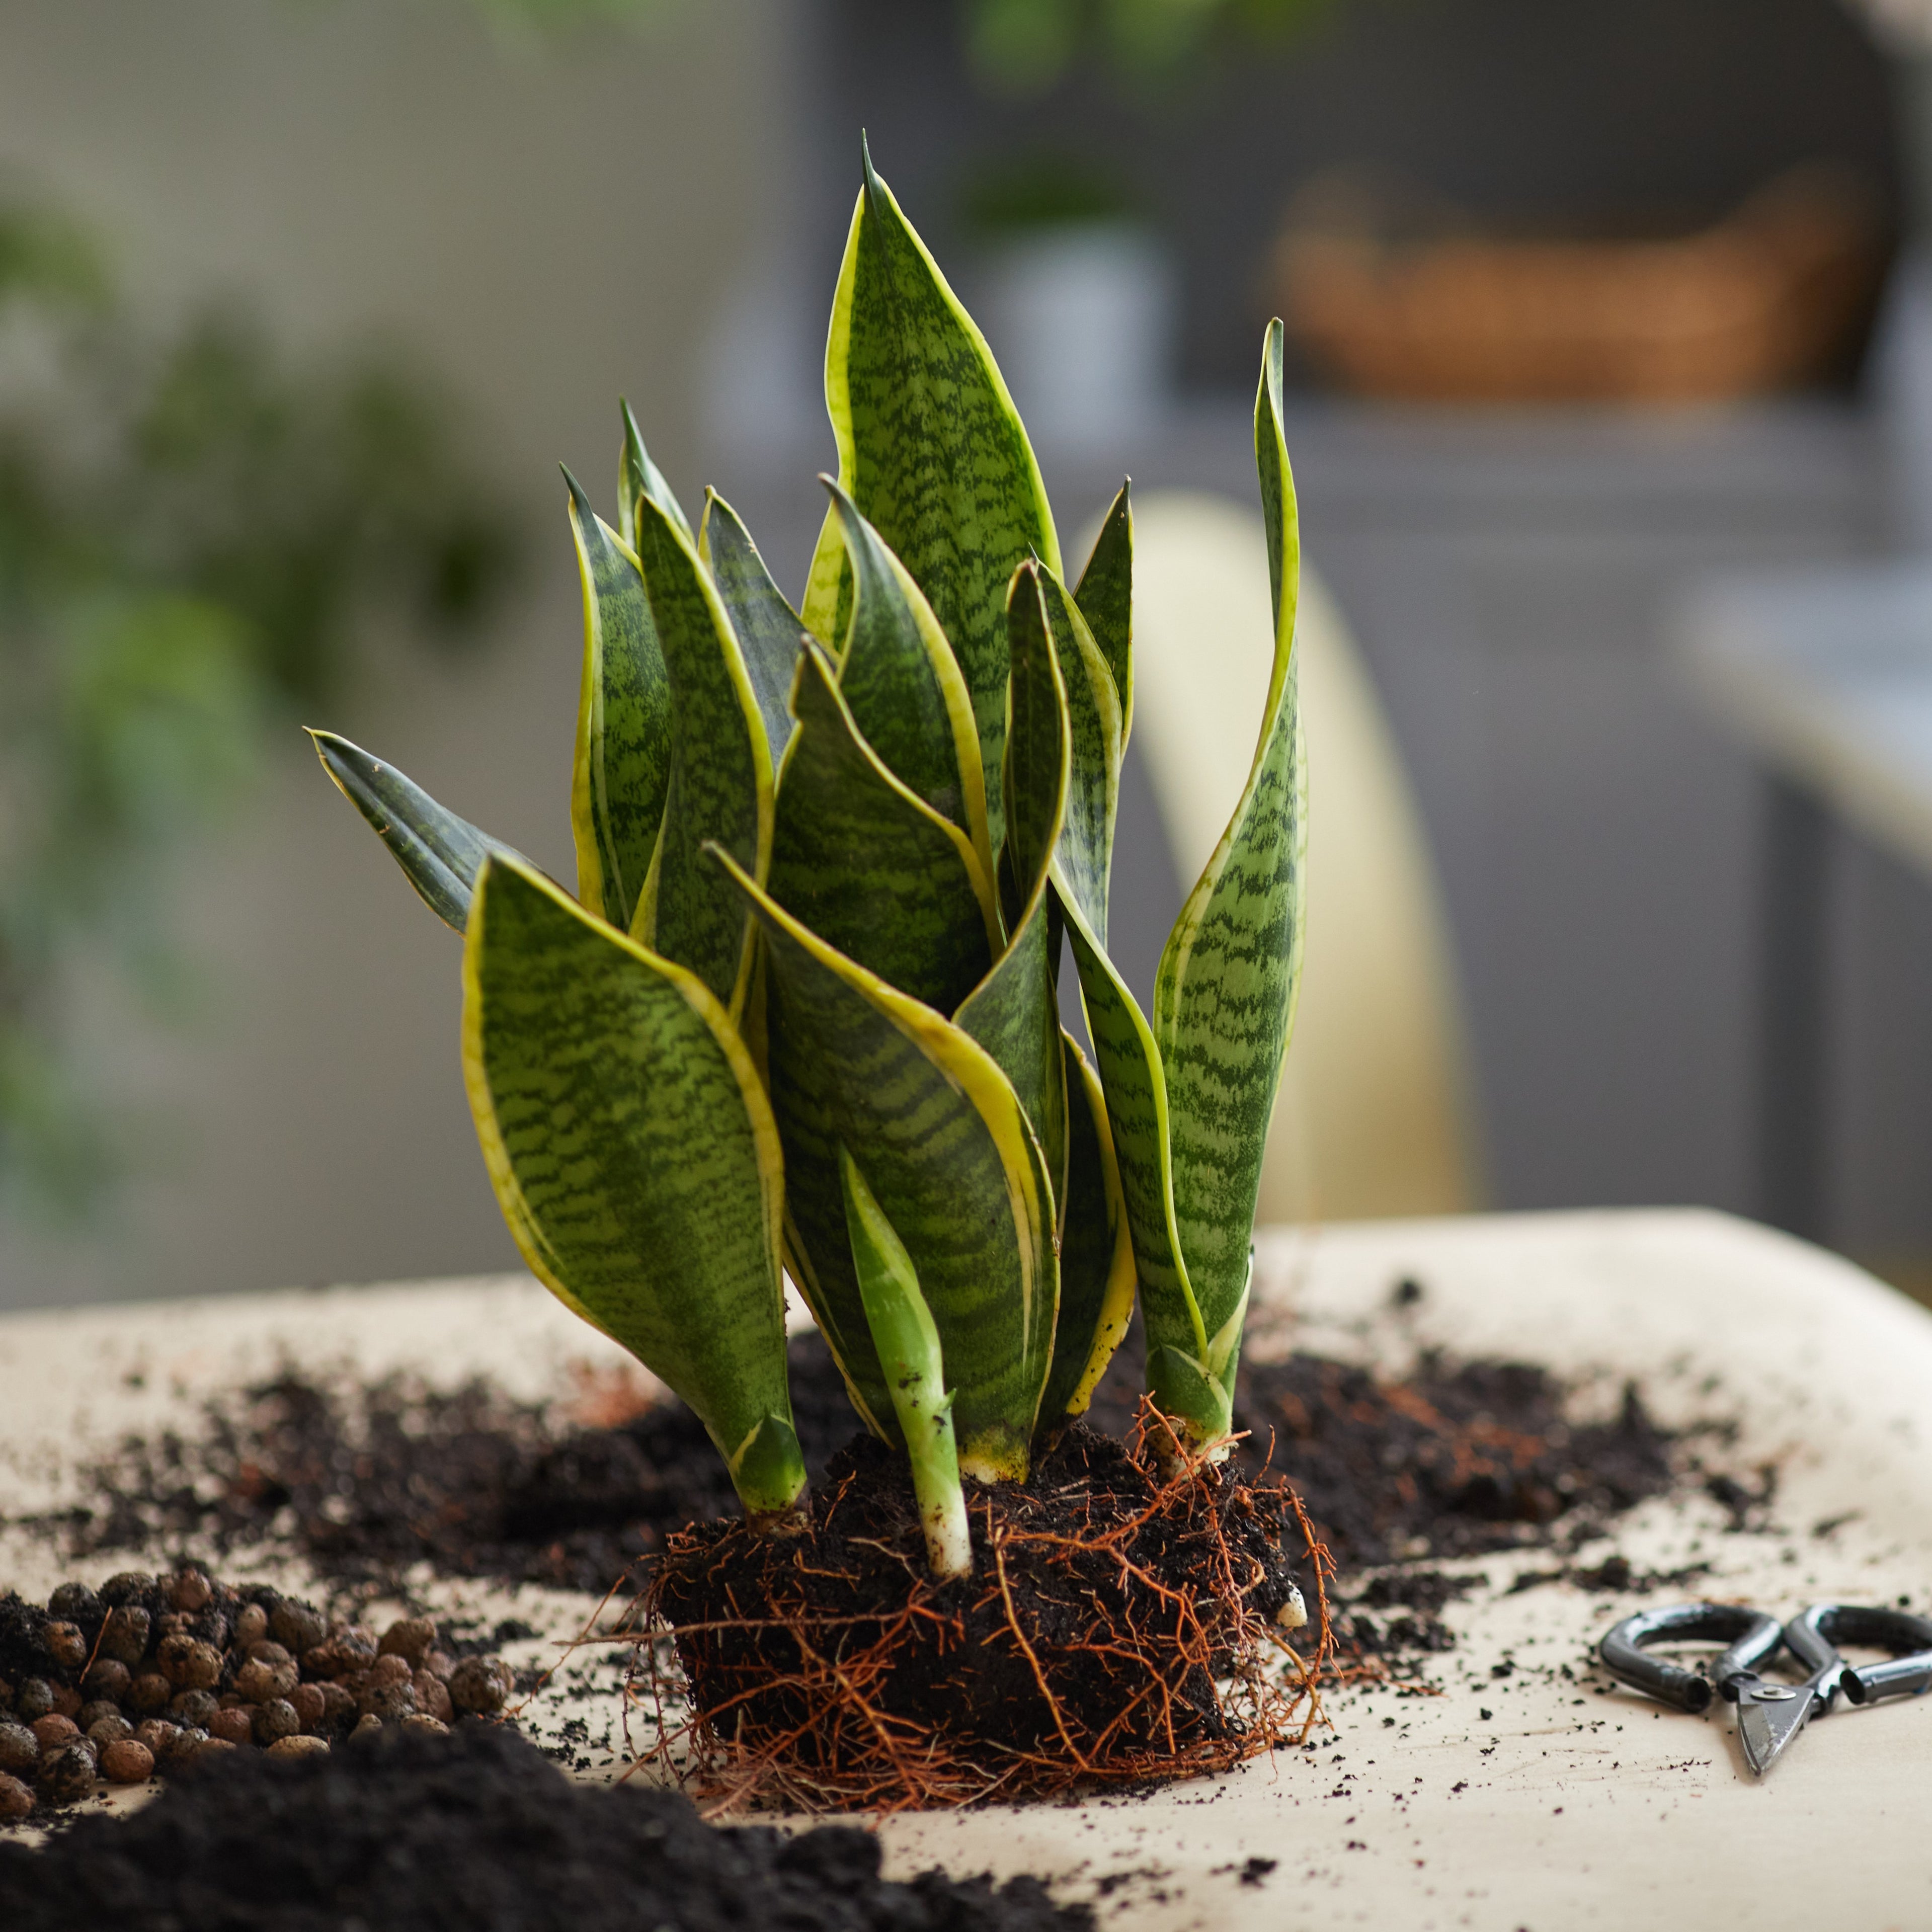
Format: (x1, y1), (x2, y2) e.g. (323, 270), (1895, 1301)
(0, 1573), (513, 1811)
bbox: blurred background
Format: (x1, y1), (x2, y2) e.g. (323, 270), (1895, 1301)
(3, 0), (1930, 1312)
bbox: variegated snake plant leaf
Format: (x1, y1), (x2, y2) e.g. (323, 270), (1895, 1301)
(310, 141), (1306, 1567)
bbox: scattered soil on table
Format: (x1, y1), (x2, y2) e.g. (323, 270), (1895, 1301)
(1321, 1569), (1490, 1661)
(642, 1419), (1317, 1812)
(1503, 1551), (1718, 1596)
(0, 1722), (1090, 1931)
(1235, 1355), (1681, 1568)
(32, 1335), (860, 1595)
(0, 1568), (515, 1821)
(27, 1328), (1695, 1611)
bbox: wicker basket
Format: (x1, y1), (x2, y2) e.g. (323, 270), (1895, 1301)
(1274, 168), (1884, 405)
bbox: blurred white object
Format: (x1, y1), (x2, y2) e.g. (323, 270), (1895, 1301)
(1869, 249), (1932, 548)
(1847, 0), (1932, 50)
(976, 223), (1175, 454)
(1126, 492), (1483, 1222)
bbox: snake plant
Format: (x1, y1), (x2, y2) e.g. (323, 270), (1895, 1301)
(311, 142), (1304, 1579)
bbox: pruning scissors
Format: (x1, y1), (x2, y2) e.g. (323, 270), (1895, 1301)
(1597, 1601), (1932, 1776)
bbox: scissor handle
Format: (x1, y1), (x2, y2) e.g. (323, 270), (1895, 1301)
(1801, 1604), (1932, 1707)
(1599, 1603), (1784, 1713)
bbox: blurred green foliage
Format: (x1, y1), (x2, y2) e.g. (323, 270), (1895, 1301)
(0, 198), (518, 1217)
(962, 0), (1345, 94)
(957, 151), (1138, 236)
(455, 0), (1345, 96)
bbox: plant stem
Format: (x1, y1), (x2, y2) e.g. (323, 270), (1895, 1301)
(840, 1147), (973, 1578)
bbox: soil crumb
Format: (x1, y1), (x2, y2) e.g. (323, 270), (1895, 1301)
(27, 1332), (1684, 1599)
(0, 1723), (1090, 1930)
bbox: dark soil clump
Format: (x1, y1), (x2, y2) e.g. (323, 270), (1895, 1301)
(1088, 1348), (1679, 1570)
(646, 1423), (1315, 1810)
(27, 1332), (1685, 1605)
(36, 1336), (858, 1594)
(1320, 1570), (1490, 1662)
(0, 1722), (1089, 1931)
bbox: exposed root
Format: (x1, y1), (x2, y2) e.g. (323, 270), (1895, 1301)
(617, 1411), (1340, 1813)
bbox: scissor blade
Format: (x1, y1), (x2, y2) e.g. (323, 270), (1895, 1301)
(1737, 1686), (1814, 1776)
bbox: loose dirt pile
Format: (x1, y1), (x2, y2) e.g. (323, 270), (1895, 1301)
(0, 1722), (1090, 1931)
(645, 1422), (1315, 1811)
(1233, 1355), (1681, 1567)
(0, 1569), (514, 1821)
(31, 1337), (857, 1594)
(25, 1330), (1694, 1607)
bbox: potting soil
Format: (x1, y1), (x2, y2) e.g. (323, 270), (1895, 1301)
(0, 1721), (1090, 1931)
(27, 1328), (1693, 1604)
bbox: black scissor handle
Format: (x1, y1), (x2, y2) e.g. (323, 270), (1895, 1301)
(1800, 1604), (1932, 1707)
(1599, 1602), (1784, 1713)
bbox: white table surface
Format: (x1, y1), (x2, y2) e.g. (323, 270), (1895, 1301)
(1680, 558), (1932, 877)
(3, 1208), (1930, 1931)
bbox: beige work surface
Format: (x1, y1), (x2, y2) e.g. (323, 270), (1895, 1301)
(3, 1208), (1929, 1930)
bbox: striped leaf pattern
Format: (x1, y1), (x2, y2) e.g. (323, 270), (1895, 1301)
(769, 640), (995, 1016)
(954, 562), (1069, 1196)
(802, 139), (1059, 856)
(630, 492), (772, 1013)
(312, 140), (1308, 1529)
(462, 856), (803, 1517)
(1154, 321), (1307, 1372)
(1039, 1032), (1135, 1427)
(308, 730), (522, 933)
(1074, 482), (1134, 750)
(1038, 565), (1122, 948)
(819, 480), (991, 877)
(699, 490), (804, 763)
(716, 848), (1057, 1483)
(566, 470), (670, 932)
(619, 400), (693, 550)
(1058, 894), (1206, 1379)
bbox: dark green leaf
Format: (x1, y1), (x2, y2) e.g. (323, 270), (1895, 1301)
(955, 562), (1067, 1197)
(817, 480), (992, 876)
(565, 468), (669, 931)
(309, 728), (522, 933)
(1037, 564), (1122, 947)
(619, 398), (693, 549)
(699, 490), (804, 762)
(1074, 480), (1134, 748)
(631, 493), (772, 1011)
(801, 140), (1060, 855)
(769, 640), (996, 1016)
(1059, 898), (1195, 1331)
(462, 855), (803, 1517)
(1038, 1032), (1135, 1426)
(1154, 319), (1306, 1360)
(998, 562), (1066, 910)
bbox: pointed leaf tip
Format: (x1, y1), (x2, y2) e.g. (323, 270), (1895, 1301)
(310, 728), (521, 934)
